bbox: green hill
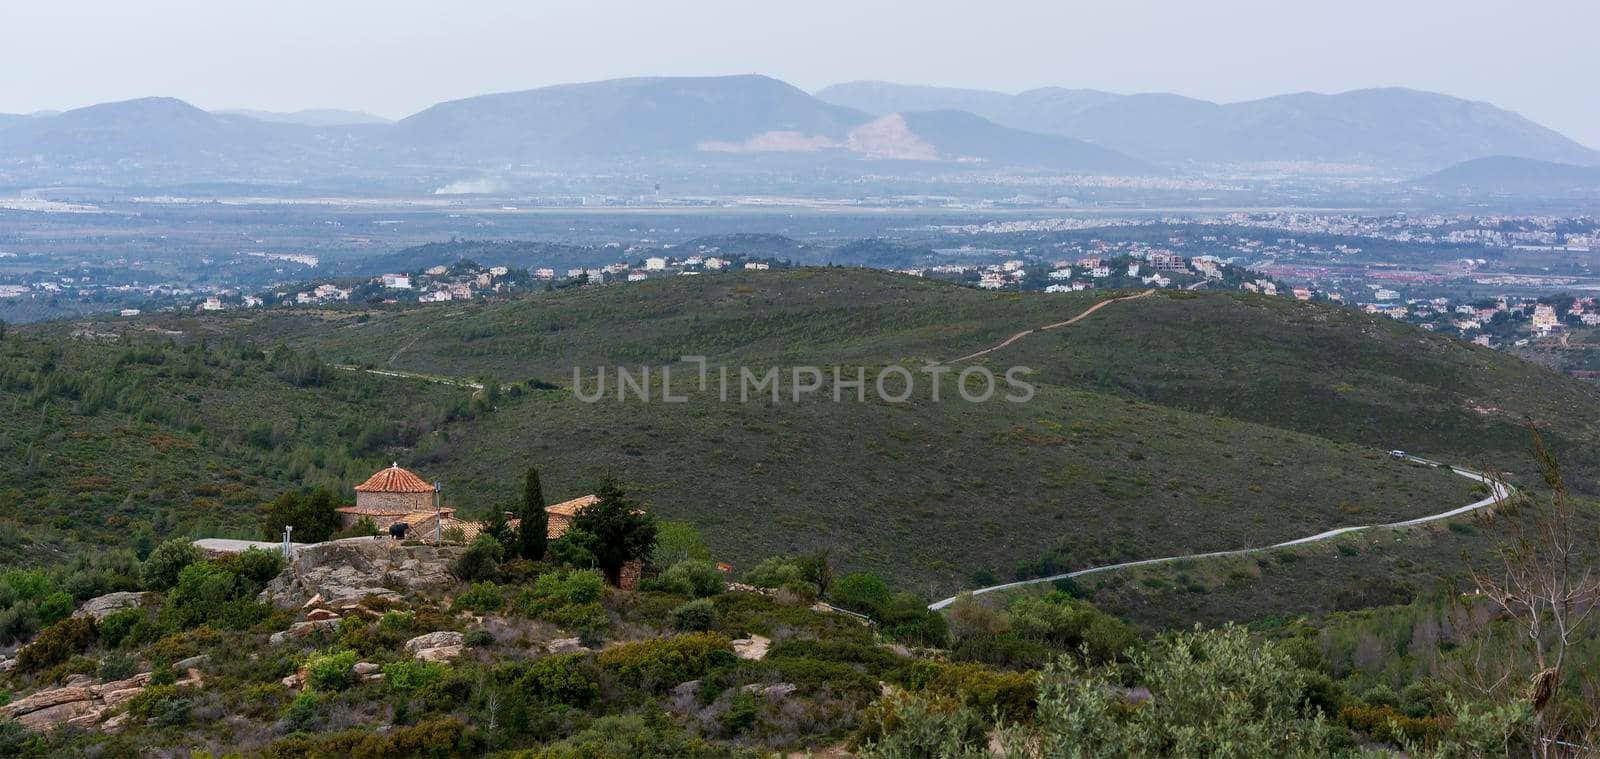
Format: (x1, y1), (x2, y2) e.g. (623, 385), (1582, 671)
(27, 268), (1596, 600)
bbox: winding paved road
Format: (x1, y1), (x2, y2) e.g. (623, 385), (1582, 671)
(929, 456), (1512, 610)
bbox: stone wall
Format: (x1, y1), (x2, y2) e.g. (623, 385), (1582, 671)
(344, 491), (433, 528)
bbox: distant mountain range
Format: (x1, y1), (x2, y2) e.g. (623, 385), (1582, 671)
(0, 74), (1593, 189)
(1412, 156), (1600, 195)
(817, 81), (1600, 172)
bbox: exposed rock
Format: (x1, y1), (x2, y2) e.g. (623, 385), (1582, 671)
(545, 637), (590, 655)
(282, 665), (310, 690)
(353, 662), (380, 676)
(262, 538), (461, 609)
(404, 631), (464, 654)
(301, 593), (325, 609)
(269, 618), (341, 646)
(64, 674), (93, 687)
(414, 645), (463, 663)
(0, 670), (202, 732)
(0, 658), (14, 673)
(174, 654), (209, 671)
(405, 631), (465, 663)
(741, 682), (797, 699)
(304, 608), (341, 622)
(73, 592), (148, 622)
(732, 634), (770, 661)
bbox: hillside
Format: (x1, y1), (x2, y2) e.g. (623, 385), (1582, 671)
(818, 81), (1600, 171)
(1411, 155), (1600, 195)
(41, 268), (1600, 597)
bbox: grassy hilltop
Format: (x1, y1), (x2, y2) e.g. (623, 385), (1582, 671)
(22, 267), (1597, 601)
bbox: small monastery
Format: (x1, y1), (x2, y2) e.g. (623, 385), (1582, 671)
(341, 464), (637, 585)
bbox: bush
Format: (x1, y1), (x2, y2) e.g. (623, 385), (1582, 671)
(383, 660), (445, 692)
(464, 628), (495, 647)
(231, 547), (284, 586)
(651, 559), (725, 599)
(597, 633), (733, 688)
(742, 557), (808, 590)
(451, 534), (504, 582)
(667, 598), (719, 632)
(37, 592), (74, 626)
(831, 572), (893, 616)
(305, 649), (360, 692)
(282, 690), (319, 732)
(17, 616), (95, 672)
(125, 684), (181, 723)
(452, 581), (505, 614)
(903, 661), (1036, 723)
(518, 652), (600, 707)
(141, 538), (201, 591)
(1338, 703), (1444, 745)
(511, 569), (607, 631)
(854, 691), (989, 757)
(98, 651), (139, 682)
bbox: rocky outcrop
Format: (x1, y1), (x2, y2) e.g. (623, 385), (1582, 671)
(405, 631), (465, 662)
(0, 669), (203, 732)
(545, 637), (590, 655)
(262, 538), (461, 609)
(732, 634), (770, 661)
(73, 592), (149, 622)
(268, 618), (341, 646)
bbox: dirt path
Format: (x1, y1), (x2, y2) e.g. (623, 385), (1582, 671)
(940, 289), (1155, 365)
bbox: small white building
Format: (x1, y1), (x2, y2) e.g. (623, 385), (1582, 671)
(644, 257), (668, 271)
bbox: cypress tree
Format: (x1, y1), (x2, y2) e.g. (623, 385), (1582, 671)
(519, 466), (548, 561)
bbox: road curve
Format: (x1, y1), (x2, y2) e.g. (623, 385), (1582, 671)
(928, 456), (1512, 611)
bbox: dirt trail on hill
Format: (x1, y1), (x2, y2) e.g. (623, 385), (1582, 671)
(940, 289), (1155, 365)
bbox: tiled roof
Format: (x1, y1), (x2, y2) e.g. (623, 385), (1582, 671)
(354, 464), (435, 493)
(545, 495), (599, 517)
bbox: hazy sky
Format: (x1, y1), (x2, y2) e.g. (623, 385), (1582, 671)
(5, 0), (1598, 146)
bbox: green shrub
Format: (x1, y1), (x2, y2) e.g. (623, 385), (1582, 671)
(98, 651), (138, 682)
(230, 547), (284, 586)
(652, 559), (726, 599)
(464, 628), (495, 647)
(451, 534), (504, 582)
(597, 633), (733, 688)
(667, 598), (719, 631)
(452, 581), (505, 614)
(125, 684), (181, 723)
(141, 538), (201, 591)
(904, 661), (1036, 723)
(383, 659), (445, 692)
(305, 649), (360, 692)
(1, 569), (52, 603)
(17, 616), (95, 672)
(512, 570), (607, 634)
(519, 652), (600, 707)
(36, 592), (74, 626)
(97, 607), (143, 648)
(282, 689), (319, 732)
(831, 572), (893, 616)
(1339, 703), (1444, 745)
(742, 557), (808, 590)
